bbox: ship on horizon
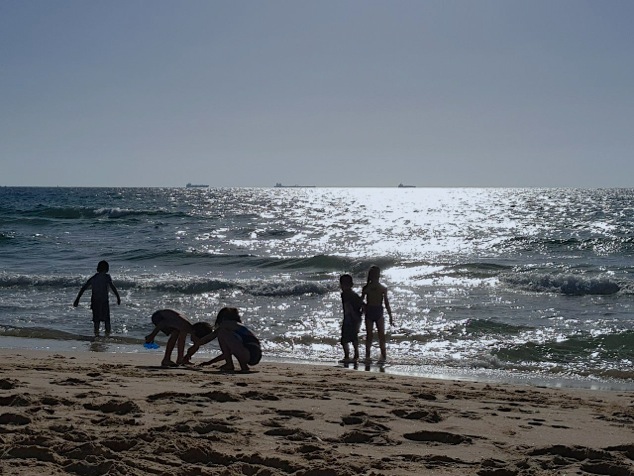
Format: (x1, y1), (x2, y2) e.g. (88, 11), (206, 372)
(274, 183), (316, 188)
(186, 183), (209, 188)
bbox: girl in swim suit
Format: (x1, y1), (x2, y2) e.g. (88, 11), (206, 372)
(184, 307), (261, 373)
(361, 265), (394, 363)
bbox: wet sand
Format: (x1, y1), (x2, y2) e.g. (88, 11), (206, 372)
(1, 349), (633, 475)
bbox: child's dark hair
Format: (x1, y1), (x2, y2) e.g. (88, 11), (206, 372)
(215, 307), (241, 326)
(339, 274), (353, 287)
(97, 260), (109, 272)
(367, 265), (381, 283)
(192, 322), (214, 339)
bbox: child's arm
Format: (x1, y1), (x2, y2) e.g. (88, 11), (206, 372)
(145, 326), (161, 344)
(73, 280), (90, 307)
(183, 329), (218, 363)
(110, 282), (121, 305)
(384, 289), (394, 326)
(182, 341), (200, 363)
(199, 353), (225, 367)
(355, 293), (365, 315)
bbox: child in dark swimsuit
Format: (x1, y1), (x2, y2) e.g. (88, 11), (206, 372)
(339, 274), (364, 363)
(184, 307), (261, 373)
(145, 309), (202, 367)
(361, 265), (394, 363)
(73, 260), (121, 337)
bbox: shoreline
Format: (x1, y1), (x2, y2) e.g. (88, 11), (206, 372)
(1, 348), (634, 475)
(2, 335), (634, 393)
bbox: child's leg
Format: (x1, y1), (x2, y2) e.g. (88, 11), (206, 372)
(163, 331), (179, 366)
(218, 329), (250, 371)
(352, 341), (359, 360)
(365, 318), (373, 360)
(377, 318), (387, 361)
(216, 329), (234, 369)
(92, 304), (106, 337)
(341, 341), (350, 360)
(104, 318), (112, 336)
(175, 332), (188, 364)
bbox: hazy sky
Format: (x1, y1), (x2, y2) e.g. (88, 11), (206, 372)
(2, 1), (633, 187)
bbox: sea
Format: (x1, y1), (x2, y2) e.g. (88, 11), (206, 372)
(1, 186), (634, 390)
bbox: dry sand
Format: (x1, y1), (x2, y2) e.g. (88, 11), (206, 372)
(1, 348), (633, 475)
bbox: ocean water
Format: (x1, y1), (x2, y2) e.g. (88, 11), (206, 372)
(1, 186), (634, 389)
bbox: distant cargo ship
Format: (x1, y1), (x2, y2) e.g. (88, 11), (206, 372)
(274, 183), (316, 188)
(398, 183), (416, 188)
(186, 183), (209, 188)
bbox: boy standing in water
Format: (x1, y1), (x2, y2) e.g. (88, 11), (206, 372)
(73, 260), (121, 337)
(361, 265), (394, 364)
(339, 274), (364, 363)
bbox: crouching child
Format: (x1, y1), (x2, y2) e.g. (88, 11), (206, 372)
(145, 309), (205, 367)
(184, 307), (261, 373)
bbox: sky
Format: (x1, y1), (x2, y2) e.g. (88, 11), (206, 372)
(1, 1), (633, 188)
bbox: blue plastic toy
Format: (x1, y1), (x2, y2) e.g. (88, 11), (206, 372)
(144, 342), (160, 349)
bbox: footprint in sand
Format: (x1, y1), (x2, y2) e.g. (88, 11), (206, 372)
(410, 391), (437, 401)
(101, 437), (139, 452)
(147, 390), (243, 404)
(337, 427), (396, 445)
(83, 399), (141, 415)
(275, 409), (314, 420)
(74, 391), (103, 399)
(40, 395), (74, 407)
(0, 394), (32, 407)
(526, 445), (634, 475)
(392, 408), (443, 423)
(198, 390), (243, 403)
(147, 391), (193, 403)
(51, 377), (90, 387)
(0, 412), (31, 425)
(4, 444), (57, 463)
(193, 419), (236, 435)
(528, 445), (609, 460)
(341, 412), (390, 431)
(242, 390), (280, 401)
(477, 459), (520, 476)
(403, 430), (472, 445)
(0, 378), (20, 390)
(337, 413), (396, 445)
(341, 413), (367, 425)
(264, 427), (317, 442)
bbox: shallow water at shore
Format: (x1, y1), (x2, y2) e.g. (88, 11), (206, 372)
(3, 335), (632, 392)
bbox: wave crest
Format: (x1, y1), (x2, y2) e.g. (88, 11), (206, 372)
(502, 273), (621, 295)
(19, 206), (189, 221)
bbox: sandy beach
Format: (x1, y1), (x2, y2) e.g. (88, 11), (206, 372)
(0, 349), (633, 475)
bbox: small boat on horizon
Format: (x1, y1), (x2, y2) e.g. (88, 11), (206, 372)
(398, 183), (416, 188)
(186, 183), (209, 188)
(274, 183), (316, 188)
